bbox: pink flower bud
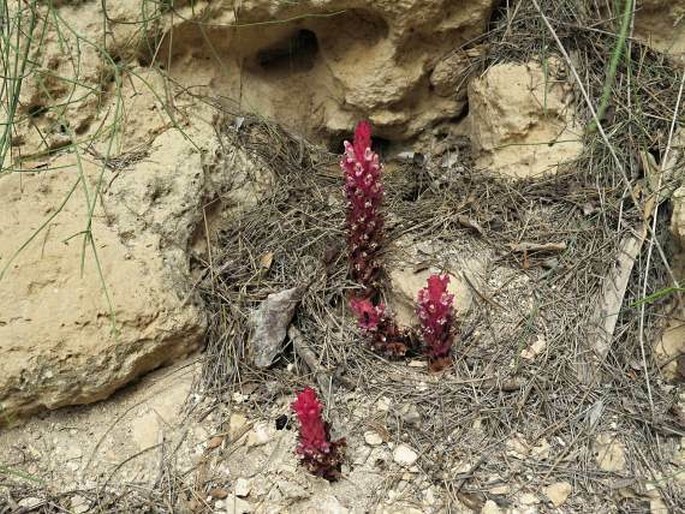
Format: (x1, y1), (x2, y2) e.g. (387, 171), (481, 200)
(292, 388), (346, 480)
(417, 274), (456, 370)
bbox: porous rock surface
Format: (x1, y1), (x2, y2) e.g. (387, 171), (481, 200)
(468, 60), (584, 178)
(157, 0), (497, 142)
(634, 0), (685, 61)
(0, 128), (211, 421)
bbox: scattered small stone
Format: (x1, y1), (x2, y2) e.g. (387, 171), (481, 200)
(225, 497), (253, 514)
(18, 498), (41, 509)
(393, 444), (419, 466)
(235, 478), (251, 498)
(424, 487), (437, 506)
(519, 492), (540, 505)
(229, 413), (248, 441)
(398, 404), (421, 427)
(314, 495), (349, 514)
(407, 359), (425, 368)
(69, 495), (89, 514)
(521, 335), (546, 360)
(376, 396), (392, 412)
(215, 499), (226, 510)
(506, 434), (529, 458)
(543, 481), (572, 507)
(531, 438), (551, 460)
(594, 433), (627, 472)
(364, 431), (383, 446)
(250, 286), (303, 368)
(247, 424), (270, 447)
(278, 480), (310, 501)
(481, 500), (502, 514)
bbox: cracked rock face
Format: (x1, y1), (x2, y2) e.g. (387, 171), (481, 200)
(634, 0), (685, 61)
(468, 60), (584, 178)
(157, 0), (497, 142)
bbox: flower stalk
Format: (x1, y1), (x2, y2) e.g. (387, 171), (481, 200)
(291, 387), (346, 480)
(417, 274), (456, 371)
(349, 297), (414, 358)
(341, 120), (384, 298)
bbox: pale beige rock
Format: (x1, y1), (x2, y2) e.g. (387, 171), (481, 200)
(234, 478), (252, 498)
(594, 433), (627, 472)
(543, 482), (572, 507)
(364, 431), (384, 446)
(521, 336), (547, 361)
(156, 0), (497, 141)
(519, 492), (540, 505)
(468, 61), (584, 178)
(481, 500), (502, 514)
(393, 444), (419, 466)
(655, 314), (685, 381)
(225, 496), (253, 514)
(634, 0), (685, 62)
(0, 153), (205, 421)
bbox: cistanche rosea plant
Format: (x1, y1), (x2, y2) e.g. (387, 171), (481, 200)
(349, 297), (414, 358)
(417, 274), (456, 371)
(341, 120), (384, 298)
(291, 387), (346, 481)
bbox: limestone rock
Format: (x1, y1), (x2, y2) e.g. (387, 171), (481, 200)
(634, 0), (685, 62)
(225, 497), (253, 514)
(156, 0), (497, 141)
(364, 431), (384, 446)
(468, 60), (584, 178)
(0, 87), (256, 422)
(543, 482), (572, 507)
(234, 478), (252, 498)
(0, 155), (205, 422)
(392, 444), (419, 466)
(594, 433), (627, 472)
(481, 500), (502, 514)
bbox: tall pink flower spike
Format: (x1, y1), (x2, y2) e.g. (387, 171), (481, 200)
(341, 120), (384, 296)
(417, 274), (456, 371)
(291, 387), (346, 480)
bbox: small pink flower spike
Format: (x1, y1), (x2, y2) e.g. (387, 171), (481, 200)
(349, 296), (383, 331)
(291, 387), (346, 480)
(417, 274), (456, 371)
(348, 297), (414, 358)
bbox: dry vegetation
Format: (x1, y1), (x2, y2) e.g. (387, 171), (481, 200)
(1, 0), (684, 512)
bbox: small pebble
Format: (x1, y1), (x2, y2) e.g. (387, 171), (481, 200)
(364, 431), (383, 446)
(393, 444), (419, 466)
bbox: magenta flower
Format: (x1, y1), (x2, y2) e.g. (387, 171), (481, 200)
(349, 296), (384, 331)
(291, 387), (345, 480)
(417, 274), (456, 370)
(349, 297), (414, 358)
(341, 120), (384, 296)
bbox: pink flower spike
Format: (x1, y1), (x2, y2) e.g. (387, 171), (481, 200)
(291, 388), (346, 480)
(349, 297), (383, 331)
(353, 120), (372, 162)
(417, 274), (456, 371)
(341, 120), (384, 295)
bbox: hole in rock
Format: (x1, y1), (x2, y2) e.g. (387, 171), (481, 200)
(27, 103), (48, 118)
(328, 133), (393, 159)
(256, 29), (319, 73)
